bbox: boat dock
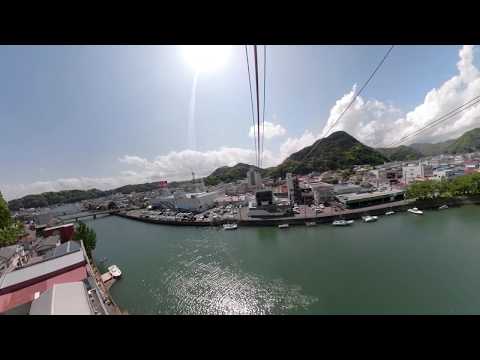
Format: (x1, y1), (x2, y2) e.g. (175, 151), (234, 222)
(101, 273), (117, 291)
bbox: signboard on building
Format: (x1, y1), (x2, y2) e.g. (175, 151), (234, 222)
(159, 181), (168, 188)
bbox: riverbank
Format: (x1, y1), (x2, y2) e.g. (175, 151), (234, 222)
(412, 194), (480, 210)
(80, 240), (125, 315)
(113, 194), (480, 228)
(114, 199), (417, 227)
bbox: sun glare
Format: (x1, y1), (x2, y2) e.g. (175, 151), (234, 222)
(182, 45), (232, 73)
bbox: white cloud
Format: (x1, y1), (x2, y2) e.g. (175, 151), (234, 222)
(279, 131), (317, 160)
(5, 45), (480, 201)
(319, 87), (403, 146)
(2, 147), (280, 201)
(280, 45), (480, 151)
(249, 121), (286, 140)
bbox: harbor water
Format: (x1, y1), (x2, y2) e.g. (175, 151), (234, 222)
(87, 205), (480, 314)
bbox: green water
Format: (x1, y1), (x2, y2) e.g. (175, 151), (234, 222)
(87, 205), (480, 314)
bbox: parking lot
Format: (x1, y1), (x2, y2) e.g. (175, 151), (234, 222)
(128, 203), (245, 224)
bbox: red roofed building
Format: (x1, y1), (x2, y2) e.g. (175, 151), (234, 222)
(43, 223), (75, 243)
(0, 243), (87, 313)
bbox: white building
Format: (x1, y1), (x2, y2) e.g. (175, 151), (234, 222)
(173, 189), (224, 212)
(151, 190), (176, 210)
(402, 163), (433, 185)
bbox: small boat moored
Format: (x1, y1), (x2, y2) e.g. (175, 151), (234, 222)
(223, 223), (238, 230)
(108, 265), (122, 278)
(332, 220), (354, 226)
(439, 205), (449, 210)
(385, 211), (395, 216)
(278, 224), (289, 229)
(408, 207), (424, 215)
(305, 221), (317, 227)
(362, 215), (378, 223)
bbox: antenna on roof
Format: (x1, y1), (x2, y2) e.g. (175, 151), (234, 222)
(192, 172), (195, 183)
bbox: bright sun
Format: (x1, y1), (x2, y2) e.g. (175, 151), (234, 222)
(182, 45), (232, 73)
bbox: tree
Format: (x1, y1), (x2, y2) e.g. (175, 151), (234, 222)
(0, 191), (23, 246)
(74, 221), (97, 257)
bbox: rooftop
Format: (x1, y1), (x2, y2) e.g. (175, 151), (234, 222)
(0, 250), (85, 291)
(0, 245), (19, 261)
(44, 240), (81, 259)
(29, 281), (92, 315)
(44, 223), (74, 232)
(337, 189), (405, 202)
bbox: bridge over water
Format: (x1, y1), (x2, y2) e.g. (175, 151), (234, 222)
(58, 209), (134, 223)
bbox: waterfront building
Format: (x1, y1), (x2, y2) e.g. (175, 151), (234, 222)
(29, 281), (92, 315)
(247, 190), (292, 218)
(151, 194), (176, 210)
(336, 189), (406, 209)
(173, 189), (224, 213)
(0, 243), (87, 313)
(333, 184), (364, 195)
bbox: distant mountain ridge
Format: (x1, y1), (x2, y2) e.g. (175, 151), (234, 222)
(382, 127), (480, 160)
(376, 145), (424, 161)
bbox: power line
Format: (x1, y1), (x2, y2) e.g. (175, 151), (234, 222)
(384, 95), (480, 148)
(303, 45), (395, 161)
(245, 45), (258, 167)
(323, 45), (395, 138)
(254, 45), (261, 168)
(261, 45), (267, 168)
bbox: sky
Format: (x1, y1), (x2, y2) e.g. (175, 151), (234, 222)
(1, 45), (479, 200)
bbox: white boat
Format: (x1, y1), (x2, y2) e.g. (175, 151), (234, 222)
(108, 265), (122, 278)
(362, 215), (378, 223)
(223, 223), (238, 230)
(439, 205), (449, 210)
(332, 220), (354, 226)
(305, 221), (317, 227)
(385, 211), (395, 216)
(278, 224), (289, 229)
(408, 207), (423, 215)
